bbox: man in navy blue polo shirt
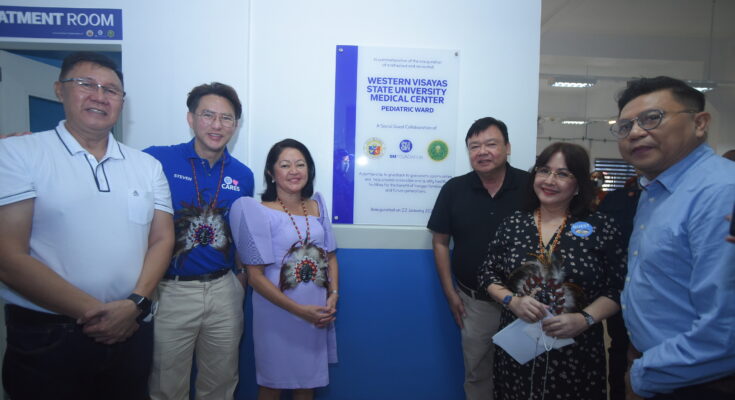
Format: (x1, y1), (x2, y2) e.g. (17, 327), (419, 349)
(144, 82), (254, 400)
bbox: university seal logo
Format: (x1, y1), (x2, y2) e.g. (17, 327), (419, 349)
(427, 140), (449, 161)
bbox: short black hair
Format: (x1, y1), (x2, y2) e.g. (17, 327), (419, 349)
(187, 82), (243, 120)
(60, 51), (123, 84)
(261, 139), (316, 202)
(465, 117), (509, 145)
(616, 76), (705, 114)
(523, 142), (594, 218)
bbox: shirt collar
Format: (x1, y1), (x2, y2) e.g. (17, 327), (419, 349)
(184, 138), (230, 166)
(54, 120), (125, 160)
(639, 142), (711, 193)
(470, 163), (517, 193)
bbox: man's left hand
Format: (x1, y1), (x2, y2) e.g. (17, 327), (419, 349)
(79, 299), (140, 344)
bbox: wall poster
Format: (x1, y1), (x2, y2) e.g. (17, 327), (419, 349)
(332, 45), (459, 226)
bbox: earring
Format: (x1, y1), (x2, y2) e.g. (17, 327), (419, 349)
(271, 178), (275, 183)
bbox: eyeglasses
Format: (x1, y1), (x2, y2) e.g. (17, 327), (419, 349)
(60, 78), (125, 100)
(195, 111), (237, 128)
(610, 109), (697, 139)
(535, 166), (575, 181)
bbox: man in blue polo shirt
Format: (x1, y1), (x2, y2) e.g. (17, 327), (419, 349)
(613, 76), (735, 399)
(145, 82), (254, 400)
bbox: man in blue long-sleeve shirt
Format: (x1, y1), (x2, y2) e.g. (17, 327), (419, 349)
(611, 76), (735, 399)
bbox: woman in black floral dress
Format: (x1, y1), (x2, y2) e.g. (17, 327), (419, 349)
(478, 142), (626, 400)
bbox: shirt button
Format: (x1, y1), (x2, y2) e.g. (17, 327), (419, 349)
(626, 277), (630, 282)
(633, 250), (638, 256)
(621, 304), (626, 310)
(649, 197), (655, 202)
(640, 225), (645, 230)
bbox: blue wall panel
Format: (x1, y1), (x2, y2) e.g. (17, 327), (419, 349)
(236, 248), (465, 400)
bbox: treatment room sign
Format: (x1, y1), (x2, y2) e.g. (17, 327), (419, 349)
(332, 45), (459, 225)
(0, 6), (122, 40)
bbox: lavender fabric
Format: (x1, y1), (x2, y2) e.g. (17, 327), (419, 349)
(230, 192), (337, 388)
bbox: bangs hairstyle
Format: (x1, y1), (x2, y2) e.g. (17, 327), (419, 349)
(465, 116), (509, 145)
(616, 76), (705, 114)
(60, 51), (123, 84)
(186, 82), (243, 120)
(523, 142), (594, 218)
(261, 139), (316, 202)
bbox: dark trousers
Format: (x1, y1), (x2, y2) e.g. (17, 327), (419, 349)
(650, 388), (733, 400)
(3, 304), (153, 400)
(607, 312), (629, 400)
(648, 379), (735, 400)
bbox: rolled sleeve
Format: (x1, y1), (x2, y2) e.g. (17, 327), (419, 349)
(150, 159), (173, 214)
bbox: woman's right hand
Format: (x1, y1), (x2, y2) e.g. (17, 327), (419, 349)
(508, 295), (548, 323)
(297, 304), (336, 328)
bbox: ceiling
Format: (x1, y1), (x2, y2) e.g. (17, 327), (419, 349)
(537, 0), (735, 153)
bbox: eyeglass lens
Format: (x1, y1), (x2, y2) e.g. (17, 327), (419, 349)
(199, 112), (235, 128)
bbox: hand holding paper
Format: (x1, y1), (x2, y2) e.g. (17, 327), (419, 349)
(493, 312), (574, 364)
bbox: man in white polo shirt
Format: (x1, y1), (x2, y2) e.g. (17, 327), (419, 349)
(0, 52), (174, 400)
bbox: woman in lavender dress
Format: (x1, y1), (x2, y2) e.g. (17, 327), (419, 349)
(230, 139), (338, 400)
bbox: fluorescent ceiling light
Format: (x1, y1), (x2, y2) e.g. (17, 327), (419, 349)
(562, 120), (587, 125)
(548, 76), (597, 88)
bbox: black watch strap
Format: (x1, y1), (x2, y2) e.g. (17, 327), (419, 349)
(580, 310), (595, 326)
(127, 293), (152, 322)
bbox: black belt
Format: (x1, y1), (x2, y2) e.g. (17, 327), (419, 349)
(162, 268), (230, 282)
(457, 281), (492, 302)
(5, 304), (77, 325)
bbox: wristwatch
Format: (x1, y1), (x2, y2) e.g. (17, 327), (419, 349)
(127, 293), (152, 323)
(502, 294), (514, 308)
(580, 310), (595, 326)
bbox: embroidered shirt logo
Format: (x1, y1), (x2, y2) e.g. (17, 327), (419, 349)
(221, 176), (241, 192)
(173, 173), (193, 181)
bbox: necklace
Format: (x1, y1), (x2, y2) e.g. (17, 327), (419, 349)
(535, 208), (567, 265)
(189, 157), (226, 208)
(276, 197), (329, 291)
(278, 197), (311, 245)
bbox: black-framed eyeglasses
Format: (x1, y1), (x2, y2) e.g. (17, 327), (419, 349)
(535, 166), (574, 181)
(60, 77), (125, 100)
(195, 111), (237, 128)
(610, 109), (697, 139)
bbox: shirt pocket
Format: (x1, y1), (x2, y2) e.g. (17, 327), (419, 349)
(128, 188), (154, 225)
